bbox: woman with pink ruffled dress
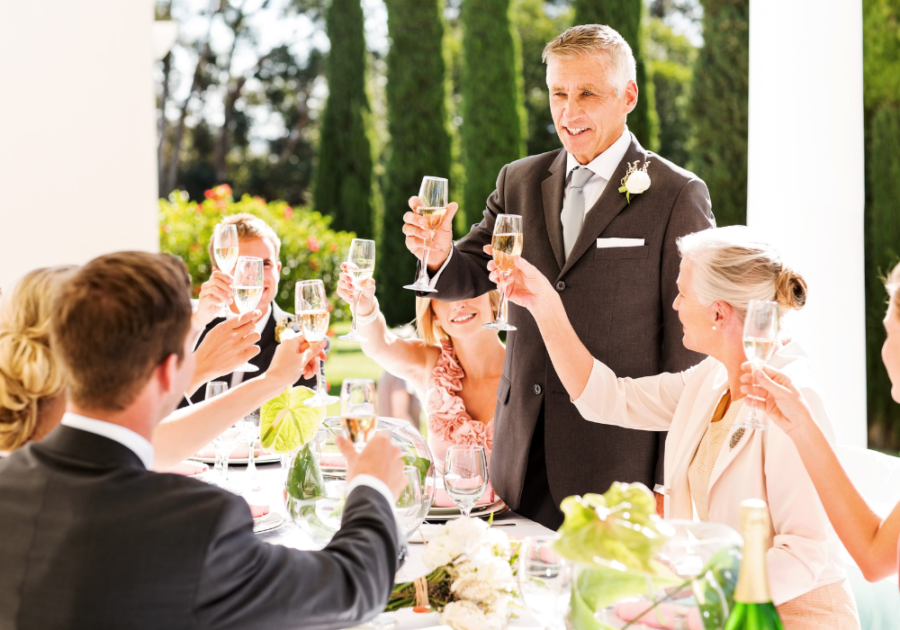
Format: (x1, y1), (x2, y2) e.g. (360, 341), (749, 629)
(337, 267), (504, 497)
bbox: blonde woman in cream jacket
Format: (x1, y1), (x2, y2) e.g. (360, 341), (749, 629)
(491, 226), (858, 629)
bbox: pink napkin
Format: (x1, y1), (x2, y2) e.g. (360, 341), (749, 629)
(614, 602), (702, 630)
(170, 461), (208, 477)
(433, 485), (494, 508)
(244, 491), (271, 519)
(319, 453), (347, 468)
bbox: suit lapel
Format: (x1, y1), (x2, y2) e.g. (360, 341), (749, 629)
(558, 136), (648, 279)
(707, 402), (753, 496)
(541, 150), (568, 271)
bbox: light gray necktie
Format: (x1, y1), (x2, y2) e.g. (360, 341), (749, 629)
(561, 166), (594, 259)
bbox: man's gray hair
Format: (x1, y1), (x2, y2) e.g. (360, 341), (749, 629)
(542, 24), (637, 97)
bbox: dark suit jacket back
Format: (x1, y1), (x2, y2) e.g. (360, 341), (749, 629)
(432, 136), (714, 510)
(0, 426), (400, 630)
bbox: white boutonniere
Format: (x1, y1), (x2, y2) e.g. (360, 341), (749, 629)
(618, 160), (651, 204)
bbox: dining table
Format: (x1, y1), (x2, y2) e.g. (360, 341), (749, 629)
(214, 456), (555, 630)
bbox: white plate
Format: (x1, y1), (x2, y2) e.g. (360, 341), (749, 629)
(253, 511), (286, 534)
(189, 453), (282, 465)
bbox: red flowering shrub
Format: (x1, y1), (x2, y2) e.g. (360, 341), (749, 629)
(160, 189), (356, 319)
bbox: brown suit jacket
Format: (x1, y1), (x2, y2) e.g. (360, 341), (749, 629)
(431, 134), (714, 510)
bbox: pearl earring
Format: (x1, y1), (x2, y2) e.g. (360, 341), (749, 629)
(712, 325), (717, 331)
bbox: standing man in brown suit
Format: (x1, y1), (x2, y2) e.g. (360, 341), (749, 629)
(403, 25), (714, 529)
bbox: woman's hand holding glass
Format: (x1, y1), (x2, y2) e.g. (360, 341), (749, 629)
(194, 270), (236, 327)
(487, 250), (556, 313)
(337, 263), (376, 321)
(740, 363), (816, 436)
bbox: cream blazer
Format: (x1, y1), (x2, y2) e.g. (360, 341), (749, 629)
(572, 342), (846, 606)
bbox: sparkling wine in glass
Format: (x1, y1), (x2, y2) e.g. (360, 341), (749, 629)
(340, 379), (378, 452)
(518, 537), (573, 630)
(340, 238), (376, 342)
(213, 223), (239, 318)
(231, 256), (264, 373)
(442, 445), (488, 518)
(737, 299), (779, 431)
(296, 280), (340, 407)
(404, 176), (448, 294)
(484, 214), (523, 331)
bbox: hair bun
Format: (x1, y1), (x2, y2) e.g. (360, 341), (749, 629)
(775, 266), (807, 311)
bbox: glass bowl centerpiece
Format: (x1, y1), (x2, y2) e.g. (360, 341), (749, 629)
(553, 483), (743, 630)
(282, 416), (435, 547)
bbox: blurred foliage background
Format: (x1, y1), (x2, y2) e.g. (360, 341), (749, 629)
(155, 0), (900, 450)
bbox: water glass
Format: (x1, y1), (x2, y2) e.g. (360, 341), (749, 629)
(518, 537), (573, 630)
(443, 445), (488, 518)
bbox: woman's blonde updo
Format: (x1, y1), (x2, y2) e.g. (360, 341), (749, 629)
(415, 292), (501, 345)
(677, 226), (807, 321)
(0, 266), (74, 451)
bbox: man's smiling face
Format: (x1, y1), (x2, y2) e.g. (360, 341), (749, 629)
(546, 53), (637, 164)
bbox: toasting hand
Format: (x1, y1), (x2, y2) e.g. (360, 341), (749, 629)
(402, 196), (459, 273)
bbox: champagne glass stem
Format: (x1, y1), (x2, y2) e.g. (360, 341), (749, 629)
(418, 237), (432, 284)
(223, 453), (231, 484)
(748, 366), (759, 422)
(317, 359), (328, 397)
(214, 449), (224, 477)
(246, 438), (258, 489)
(497, 279), (509, 324)
(349, 290), (361, 336)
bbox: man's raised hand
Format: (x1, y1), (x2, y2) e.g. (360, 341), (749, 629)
(402, 196), (458, 273)
(194, 270), (235, 327)
(268, 334), (328, 385)
(190, 312), (262, 393)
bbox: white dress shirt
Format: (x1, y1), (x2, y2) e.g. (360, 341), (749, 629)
(61, 412), (155, 470)
(427, 127), (632, 286)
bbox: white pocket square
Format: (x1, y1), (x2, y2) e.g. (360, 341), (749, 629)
(596, 238), (645, 248)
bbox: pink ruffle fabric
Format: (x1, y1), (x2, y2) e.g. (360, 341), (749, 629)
(426, 339), (494, 471)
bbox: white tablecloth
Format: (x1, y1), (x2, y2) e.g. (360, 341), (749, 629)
(225, 461), (554, 629)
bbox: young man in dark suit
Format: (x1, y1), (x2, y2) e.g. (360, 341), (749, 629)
(184, 213), (316, 405)
(0, 251), (406, 630)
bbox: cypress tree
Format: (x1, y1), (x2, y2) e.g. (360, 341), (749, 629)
(574, 0), (659, 152)
(460, 0), (526, 222)
(866, 105), (900, 448)
(379, 0), (453, 325)
(313, 0), (376, 236)
(689, 0), (749, 226)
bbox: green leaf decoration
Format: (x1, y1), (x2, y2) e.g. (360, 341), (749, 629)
(260, 386), (325, 453)
(401, 454), (431, 488)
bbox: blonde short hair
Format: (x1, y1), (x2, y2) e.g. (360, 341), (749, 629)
(416, 292), (501, 346)
(677, 226), (807, 321)
(0, 266), (74, 451)
(207, 213), (282, 267)
(542, 24), (637, 97)
(885, 263), (900, 315)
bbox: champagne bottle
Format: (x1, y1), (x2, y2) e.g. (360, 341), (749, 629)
(724, 499), (785, 630)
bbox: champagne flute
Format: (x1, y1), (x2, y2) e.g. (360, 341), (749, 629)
(403, 176), (448, 293)
(443, 445), (488, 518)
(340, 379), (378, 452)
(484, 214), (523, 331)
(213, 223), (239, 318)
(296, 280), (340, 407)
(340, 238), (376, 342)
(242, 408), (261, 492)
(737, 299), (779, 431)
(518, 537), (573, 630)
(231, 256), (264, 373)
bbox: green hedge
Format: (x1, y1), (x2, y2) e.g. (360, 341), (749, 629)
(866, 105), (900, 448)
(159, 188), (356, 319)
(689, 0), (749, 227)
(379, 0), (453, 326)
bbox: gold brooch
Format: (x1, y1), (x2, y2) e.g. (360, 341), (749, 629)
(729, 428), (745, 450)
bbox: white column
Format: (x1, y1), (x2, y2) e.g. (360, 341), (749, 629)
(747, 1), (866, 446)
(0, 0), (159, 294)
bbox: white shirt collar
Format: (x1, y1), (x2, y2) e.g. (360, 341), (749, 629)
(565, 126), (632, 182)
(61, 412), (155, 470)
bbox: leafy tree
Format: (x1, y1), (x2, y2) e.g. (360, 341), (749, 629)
(379, 0), (453, 325)
(689, 0), (748, 227)
(574, 0), (659, 151)
(460, 0), (527, 223)
(866, 105), (900, 449)
(313, 0), (378, 236)
(645, 18), (697, 167)
(513, 0), (573, 157)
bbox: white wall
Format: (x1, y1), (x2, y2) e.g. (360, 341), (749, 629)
(0, 0), (159, 294)
(747, 0), (866, 446)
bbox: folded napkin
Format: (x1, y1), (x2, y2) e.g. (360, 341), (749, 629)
(243, 490), (271, 519)
(319, 453), (347, 468)
(614, 601), (702, 630)
(433, 485), (494, 508)
(195, 441), (272, 459)
(170, 461), (208, 477)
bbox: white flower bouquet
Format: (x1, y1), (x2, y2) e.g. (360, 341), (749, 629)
(385, 517), (519, 630)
